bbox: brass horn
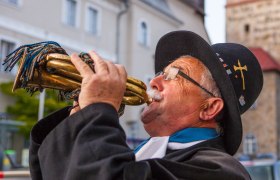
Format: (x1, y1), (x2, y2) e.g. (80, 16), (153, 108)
(3, 42), (150, 115)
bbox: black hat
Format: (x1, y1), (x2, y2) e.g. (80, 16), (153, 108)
(155, 31), (263, 155)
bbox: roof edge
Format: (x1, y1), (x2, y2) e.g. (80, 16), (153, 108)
(180, 0), (205, 16)
(226, 0), (264, 8)
(140, 0), (183, 24)
(249, 47), (280, 72)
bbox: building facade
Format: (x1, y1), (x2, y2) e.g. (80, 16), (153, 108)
(226, 0), (280, 157)
(0, 0), (209, 156)
(226, 0), (280, 63)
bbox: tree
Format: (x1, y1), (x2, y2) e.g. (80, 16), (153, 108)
(0, 82), (71, 138)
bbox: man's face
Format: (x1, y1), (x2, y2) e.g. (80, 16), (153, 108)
(141, 57), (209, 136)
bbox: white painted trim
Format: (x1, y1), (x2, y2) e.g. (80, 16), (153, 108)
(0, 15), (46, 40)
(61, 0), (81, 28)
(76, 0), (81, 28)
(17, 0), (22, 7)
(0, 35), (20, 47)
(85, 2), (102, 36)
(0, 15), (116, 62)
(88, 0), (119, 13)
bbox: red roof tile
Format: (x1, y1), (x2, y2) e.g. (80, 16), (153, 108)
(249, 47), (280, 72)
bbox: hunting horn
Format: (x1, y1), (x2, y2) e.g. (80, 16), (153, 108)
(2, 41), (150, 115)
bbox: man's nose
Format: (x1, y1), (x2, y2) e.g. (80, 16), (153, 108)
(149, 74), (163, 91)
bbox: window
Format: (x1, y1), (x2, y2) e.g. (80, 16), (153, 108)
(0, 40), (16, 74)
(65, 0), (77, 26)
(243, 133), (258, 156)
(7, 0), (18, 5)
(138, 21), (149, 46)
(0, 0), (21, 6)
(86, 6), (99, 35)
(244, 24), (250, 33)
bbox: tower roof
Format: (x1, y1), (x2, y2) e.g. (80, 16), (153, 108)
(226, 0), (261, 8)
(249, 47), (280, 72)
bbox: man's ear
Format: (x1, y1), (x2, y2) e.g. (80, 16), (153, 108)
(199, 98), (224, 121)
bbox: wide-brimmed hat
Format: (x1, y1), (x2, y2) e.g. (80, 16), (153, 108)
(154, 31), (263, 155)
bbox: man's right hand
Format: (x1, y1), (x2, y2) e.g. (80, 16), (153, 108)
(70, 51), (127, 112)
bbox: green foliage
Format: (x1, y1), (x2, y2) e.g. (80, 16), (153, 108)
(0, 82), (71, 138)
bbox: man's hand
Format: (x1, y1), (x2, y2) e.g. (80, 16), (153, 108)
(70, 51), (127, 112)
(69, 100), (80, 115)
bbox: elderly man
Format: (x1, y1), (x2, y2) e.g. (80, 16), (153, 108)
(29, 31), (263, 180)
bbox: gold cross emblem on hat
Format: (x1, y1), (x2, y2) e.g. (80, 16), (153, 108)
(233, 60), (247, 90)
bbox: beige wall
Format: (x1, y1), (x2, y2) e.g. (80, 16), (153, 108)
(0, 0), (209, 140)
(241, 72), (279, 154)
(0, 0), (117, 58)
(119, 0), (209, 138)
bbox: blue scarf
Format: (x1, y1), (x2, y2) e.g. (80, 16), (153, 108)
(134, 127), (218, 153)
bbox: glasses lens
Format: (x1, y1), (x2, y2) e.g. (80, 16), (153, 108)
(163, 67), (179, 80)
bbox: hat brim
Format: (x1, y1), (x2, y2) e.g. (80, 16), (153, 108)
(155, 31), (242, 155)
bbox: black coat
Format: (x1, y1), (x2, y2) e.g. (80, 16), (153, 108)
(29, 103), (251, 180)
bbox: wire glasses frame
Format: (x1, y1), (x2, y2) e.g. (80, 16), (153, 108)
(155, 67), (215, 97)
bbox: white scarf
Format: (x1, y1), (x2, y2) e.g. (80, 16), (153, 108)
(134, 128), (218, 161)
(135, 136), (204, 161)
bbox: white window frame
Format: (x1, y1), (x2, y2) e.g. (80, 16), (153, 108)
(137, 19), (150, 47)
(243, 133), (258, 156)
(61, 0), (81, 28)
(0, 36), (20, 75)
(85, 2), (101, 36)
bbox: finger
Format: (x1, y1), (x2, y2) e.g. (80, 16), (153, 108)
(71, 53), (94, 77)
(105, 60), (119, 76)
(88, 50), (108, 74)
(73, 100), (79, 106)
(70, 101), (80, 115)
(115, 64), (127, 84)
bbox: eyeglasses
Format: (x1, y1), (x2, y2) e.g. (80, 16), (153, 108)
(155, 67), (215, 97)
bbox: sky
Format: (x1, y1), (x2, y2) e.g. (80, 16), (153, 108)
(205, 0), (227, 44)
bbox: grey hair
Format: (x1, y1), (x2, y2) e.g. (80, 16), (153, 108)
(199, 64), (221, 98)
(200, 65), (225, 134)
(179, 55), (224, 134)
(178, 55), (221, 98)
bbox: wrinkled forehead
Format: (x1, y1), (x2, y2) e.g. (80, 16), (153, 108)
(166, 56), (206, 73)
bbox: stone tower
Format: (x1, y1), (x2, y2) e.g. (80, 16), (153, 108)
(227, 0), (280, 63)
(226, 0), (280, 157)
